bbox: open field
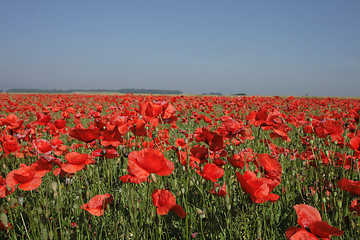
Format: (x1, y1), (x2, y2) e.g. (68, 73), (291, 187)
(0, 93), (360, 239)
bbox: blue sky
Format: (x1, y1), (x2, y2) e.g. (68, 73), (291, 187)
(0, 1), (359, 96)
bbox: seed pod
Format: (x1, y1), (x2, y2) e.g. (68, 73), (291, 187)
(337, 200), (342, 209)
(40, 224), (48, 240)
(0, 213), (8, 226)
(314, 193), (319, 203)
(195, 208), (206, 219)
(48, 229), (54, 240)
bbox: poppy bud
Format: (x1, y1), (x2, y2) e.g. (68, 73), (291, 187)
(225, 195), (231, 211)
(40, 224), (48, 240)
(51, 181), (58, 192)
(150, 174), (157, 183)
(86, 189), (90, 198)
(257, 219), (262, 239)
(195, 208), (205, 219)
(351, 218), (355, 228)
(48, 229), (54, 240)
(0, 213), (8, 227)
(314, 193), (318, 202)
(337, 200), (342, 209)
(18, 196), (24, 206)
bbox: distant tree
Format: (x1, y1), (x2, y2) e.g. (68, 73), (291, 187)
(202, 92), (223, 96)
(6, 88), (183, 95)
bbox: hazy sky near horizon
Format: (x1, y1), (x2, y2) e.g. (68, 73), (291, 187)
(1, 1), (359, 96)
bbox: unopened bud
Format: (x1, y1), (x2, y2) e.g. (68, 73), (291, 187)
(195, 208), (205, 219)
(0, 213), (8, 226)
(150, 174), (157, 183)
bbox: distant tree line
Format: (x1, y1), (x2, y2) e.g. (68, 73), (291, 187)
(202, 92), (223, 96)
(5, 88), (183, 94)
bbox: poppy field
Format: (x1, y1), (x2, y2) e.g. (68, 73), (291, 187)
(0, 93), (360, 239)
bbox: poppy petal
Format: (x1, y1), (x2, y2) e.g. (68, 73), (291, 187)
(286, 227), (318, 240)
(156, 206), (171, 215)
(18, 177), (42, 191)
(309, 221), (344, 239)
(61, 163), (84, 173)
(293, 204), (321, 228)
(170, 205), (187, 218)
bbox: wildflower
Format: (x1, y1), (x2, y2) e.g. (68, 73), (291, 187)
(61, 152), (93, 173)
(127, 148), (174, 179)
(198, 163), (224, 182)
(81, 193), (113, 216)
(152, 189), (186, 218)
(6, 163), (43, 191)
(69, 124), (101, 143)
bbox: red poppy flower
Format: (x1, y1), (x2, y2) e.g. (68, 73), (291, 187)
(258, 153), (282, 182)
(270, 124), (291, 142)
(71, 222), (78, 228)
(349, 132), (360, 153)
(246, 107), (279, 129)
(33, 139), (54, 155)
(175, 138), (187, 149)
(198, 163), (224, 182)
(31, 158), (54, 176)
(190, 145), (208, 164)
(119, 166), (147, 184)
(127, 148), (174, 179)
(175, 150), (199, 169)
(286, 204), (344, 239)
(161, 102), (176, 120)
(220, 115), (245, 137)
(69, 125), (101, 143)
(6, 163), (43, 191)
(194, 127), (225, 151)
(54, 119), (66, 129)
(349, 199), (360, 215)
(140, 102), (163, 118)
(209, 182), (227, 197)
(109, 114), (131, 135)
(81, 193), (113, 216)
(61, 152), (93, 173)
(91, 149), (119, 160)
(152, 189), (186, 218)
(229, 148), (255, 170)
(0, 113), (23, 131)
(36, 112), (51, 125)
(101, 127), (122, 147)
(1, 135), (21, 155)
(236, 170), (279, 203)
(130, 118), (147, 137)
(204, 129), (225, 152)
